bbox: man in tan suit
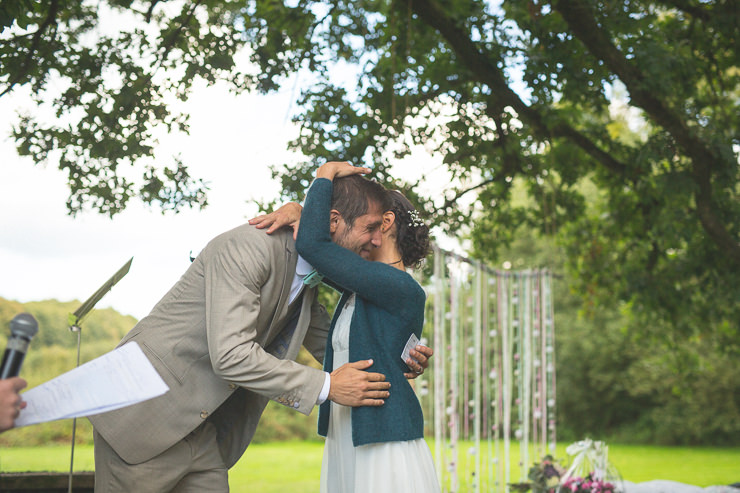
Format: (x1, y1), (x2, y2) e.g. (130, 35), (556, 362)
(89, 174), (427, 491)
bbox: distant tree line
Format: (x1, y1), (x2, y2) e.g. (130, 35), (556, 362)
(3, 249), (739, 448)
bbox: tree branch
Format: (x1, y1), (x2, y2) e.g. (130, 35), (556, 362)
(0, 0), (60, 98)
(552, 0), (710, 162)
(439, 176), (498, 213)
(145, 0), (161, 23)
(654, 0), (712, 21)
(409, 0), (629, 178)
(552, 0), (740, 264)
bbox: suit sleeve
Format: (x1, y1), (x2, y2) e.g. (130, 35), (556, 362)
(203, 229), (325, 414)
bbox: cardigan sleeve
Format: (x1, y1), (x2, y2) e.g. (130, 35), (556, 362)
(296, 178), (424, 313)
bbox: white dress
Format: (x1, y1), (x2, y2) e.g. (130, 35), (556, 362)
(320, 294), (441, 493)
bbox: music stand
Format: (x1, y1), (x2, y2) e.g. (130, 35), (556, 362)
(66, 258), (132, 493)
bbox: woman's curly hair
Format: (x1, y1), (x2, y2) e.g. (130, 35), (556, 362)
(387, 190), (430, 269)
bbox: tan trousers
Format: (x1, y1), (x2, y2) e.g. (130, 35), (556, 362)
(93, 421), (229, 492)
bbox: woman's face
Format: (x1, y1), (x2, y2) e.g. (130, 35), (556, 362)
(368, 211), (398, 263)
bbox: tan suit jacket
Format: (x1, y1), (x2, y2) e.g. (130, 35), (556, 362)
(88, 224), (330, 467)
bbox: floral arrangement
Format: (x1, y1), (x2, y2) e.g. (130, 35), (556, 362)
(531, 455), (564, 493)
(509, 440), (621, 493)
(509, 455), (564, 493)
(560, 439), (621, 493)
(561, 474), (616, 493)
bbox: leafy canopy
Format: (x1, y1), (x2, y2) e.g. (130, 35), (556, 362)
(1, 1), (738, 344)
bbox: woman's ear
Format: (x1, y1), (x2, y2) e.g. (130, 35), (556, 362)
(329, 210), (341, 234)
(381, 211), (396, 234)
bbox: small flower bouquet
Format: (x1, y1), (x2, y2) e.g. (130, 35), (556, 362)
(531, 455), (565, 493)
(509, 440), (621, 493)
(560, 474), (616, 493)
(559, 439), (622, 493)
(509, 455), (564, 493)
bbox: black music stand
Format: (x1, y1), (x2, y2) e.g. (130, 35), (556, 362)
(66, 258), (132, 493)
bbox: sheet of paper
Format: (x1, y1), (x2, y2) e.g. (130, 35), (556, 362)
(15, 342), (169, 427)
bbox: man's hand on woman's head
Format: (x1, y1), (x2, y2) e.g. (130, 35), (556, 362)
(249, 202), (303, 240)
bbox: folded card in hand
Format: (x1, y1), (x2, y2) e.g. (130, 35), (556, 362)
(401, 333), (420, 368)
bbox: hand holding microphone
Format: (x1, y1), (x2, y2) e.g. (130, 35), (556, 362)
(1, 313), (38, 379)
(0, 313), (37, 432)
(0, 377), (27, 432)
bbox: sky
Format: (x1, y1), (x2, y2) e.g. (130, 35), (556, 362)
(0, 79), (314, 321)
(0, 4), (469, 329)
(0, 76), (454, 323)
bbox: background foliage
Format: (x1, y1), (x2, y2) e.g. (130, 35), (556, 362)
(499, 231), (740, 446)
(3, 242), (739, 449)
(1, 0), (738, 447)
(2, 0), (736, 356)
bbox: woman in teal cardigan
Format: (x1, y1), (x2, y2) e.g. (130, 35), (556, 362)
(295, 162), (440, 493)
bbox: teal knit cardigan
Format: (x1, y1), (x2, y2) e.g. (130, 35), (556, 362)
(296, 178), (426, 446)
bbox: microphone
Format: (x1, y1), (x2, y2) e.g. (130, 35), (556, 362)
(1, 313), (39, 379)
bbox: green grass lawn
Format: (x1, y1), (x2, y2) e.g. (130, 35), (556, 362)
(608, 443), (740, 486)
(1, 441), (738, 492)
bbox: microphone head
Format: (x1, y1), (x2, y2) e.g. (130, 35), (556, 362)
(9, 313), (39, 339)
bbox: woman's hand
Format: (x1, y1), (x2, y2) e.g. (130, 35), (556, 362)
(249, 202), (303, 240)
(316, 161), (371, 181)
(404, 345), (434, 380)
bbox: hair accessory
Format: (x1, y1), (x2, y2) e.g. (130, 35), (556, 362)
(408, 209), (424, 228)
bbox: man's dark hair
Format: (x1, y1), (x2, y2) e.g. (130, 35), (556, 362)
(331, 175), (390, 228)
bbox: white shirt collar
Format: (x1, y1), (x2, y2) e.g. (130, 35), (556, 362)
(289, 255), (315, 304)
(295, 255), (314, 277)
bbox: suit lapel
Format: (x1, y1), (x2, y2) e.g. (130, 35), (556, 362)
(285, 287), (316, 361)
(265, 239), (297, 333)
